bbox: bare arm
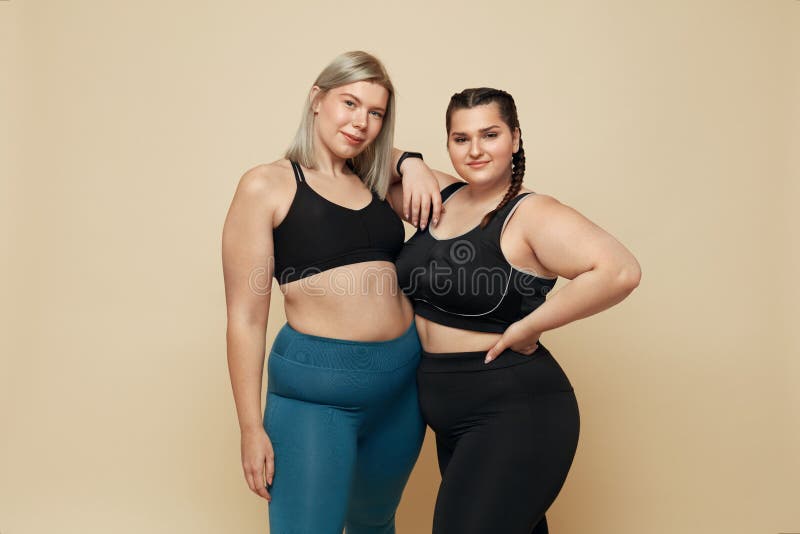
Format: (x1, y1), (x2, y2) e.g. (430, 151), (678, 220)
(485, 194), (641, 361)
(221, 165), (277, 499)
(386, 169), (459, 226)
(386, 148), (443, 230)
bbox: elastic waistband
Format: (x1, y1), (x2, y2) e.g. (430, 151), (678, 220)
(270, 319), (421, 372)
(419, 343), (551, 373)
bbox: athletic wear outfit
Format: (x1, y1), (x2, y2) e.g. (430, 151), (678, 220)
(263, 161), (425, 534)
(396, 181), (580, 534)
(272, 161), (405, 284)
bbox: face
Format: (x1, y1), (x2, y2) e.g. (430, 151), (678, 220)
(447, 102), (520, 187)
(310, 80), (389, 160)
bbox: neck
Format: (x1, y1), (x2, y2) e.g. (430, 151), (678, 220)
(311, 128), (352, 178)
(463, 169), (514, 204)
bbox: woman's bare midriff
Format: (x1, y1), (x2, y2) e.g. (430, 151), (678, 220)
(414, 316), (502, 353)
(280, 260), (415, 342)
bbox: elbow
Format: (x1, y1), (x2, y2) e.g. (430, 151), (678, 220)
(613, 259), (642, 293)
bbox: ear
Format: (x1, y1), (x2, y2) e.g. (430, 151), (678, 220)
(512, 127), (521, 153)
(309, 85), (323, 114)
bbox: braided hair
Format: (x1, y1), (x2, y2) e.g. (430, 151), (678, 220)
(445, 88), (526, 228)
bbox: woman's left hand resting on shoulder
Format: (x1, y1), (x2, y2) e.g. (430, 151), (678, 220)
(485, 194), (642, 363)
(390, 148), (443, 231)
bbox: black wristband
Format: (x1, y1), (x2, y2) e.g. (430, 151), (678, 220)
(396, 151), (424, 177)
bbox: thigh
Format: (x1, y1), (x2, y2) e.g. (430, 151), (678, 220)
(345, 384), (426, 534)
(432, 392), (580, 534)
(434, 433), (454, 478)
(265, 392), (359, 534)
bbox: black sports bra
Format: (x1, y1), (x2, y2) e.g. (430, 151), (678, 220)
(395, 182), (557, 333)
(272, 161), (405, 284)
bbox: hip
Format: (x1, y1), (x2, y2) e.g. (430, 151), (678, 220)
(417, 345), (577, 434)
(417, 344), (575, 403)
(267, 320), (422, 408)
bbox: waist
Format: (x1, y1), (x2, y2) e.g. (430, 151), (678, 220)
(419, 344), (552, 372)
(271, 319), (421, 372)
(414, 314), (511, 353)
(284, 286), (413, 341)
(412, 300), (515, 333)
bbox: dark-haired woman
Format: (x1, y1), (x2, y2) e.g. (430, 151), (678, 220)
(389, 88), (642, 533)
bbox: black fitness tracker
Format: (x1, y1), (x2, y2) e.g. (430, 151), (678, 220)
(396, 151), (424, 177)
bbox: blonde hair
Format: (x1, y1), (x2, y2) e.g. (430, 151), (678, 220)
(284, 51), (396, 199)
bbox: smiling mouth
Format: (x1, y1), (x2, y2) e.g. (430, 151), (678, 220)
(342, 132), (365, 143)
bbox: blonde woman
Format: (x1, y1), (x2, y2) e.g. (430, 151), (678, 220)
(222, 51), (441, 533)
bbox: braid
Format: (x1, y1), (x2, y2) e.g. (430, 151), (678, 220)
(479, 138), (526, 228)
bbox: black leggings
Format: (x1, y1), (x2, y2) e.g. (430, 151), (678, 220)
(417, 344), (580, 534)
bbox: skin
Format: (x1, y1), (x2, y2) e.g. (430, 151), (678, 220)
(222, 80), (441, 501)
(389, 148), (444, 230)
(387, 101), (642, 361)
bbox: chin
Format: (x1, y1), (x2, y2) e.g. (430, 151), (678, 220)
(326, 143), (363, 161)
(458, 166), (489, 179)
(461, 171), (505, 186)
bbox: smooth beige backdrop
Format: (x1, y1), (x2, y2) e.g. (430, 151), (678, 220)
(2, 1), (798, 533)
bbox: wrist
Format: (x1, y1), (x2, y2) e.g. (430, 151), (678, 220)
(397, 151), (424, 177)
(240, 420), (265, 434)
(399, 157), (426, 181)
(515, 318), (543, 337)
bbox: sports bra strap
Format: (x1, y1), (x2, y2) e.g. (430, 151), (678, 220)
(440, 181), (467, 203)
(499, 192), (536, 237)
(291, 160), (358, 183)
(290, 161), (305, 183)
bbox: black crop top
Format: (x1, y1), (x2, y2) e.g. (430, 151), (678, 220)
(395, 182), (557, 333)
(272, 161), (405, 284)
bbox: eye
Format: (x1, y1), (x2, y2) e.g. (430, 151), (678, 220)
(485, 132), (498, 138)
(344, 100), (355, 107)
(370, 110), (384, 118)
(453, 137), (467, 143)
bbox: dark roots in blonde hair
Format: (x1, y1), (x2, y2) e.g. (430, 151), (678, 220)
(445, 88), (526, 228)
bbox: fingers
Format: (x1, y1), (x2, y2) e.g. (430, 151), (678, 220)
(430, 191), (443, 227)
(419, 194), (432, 230)
(410, 192), (421, 227)
(265, 451), (275, 487)
(485, 339), (539, 362)
(403, 188), (412, 223)
(244, 460), (272, 502)
(485, 338), (508, 363)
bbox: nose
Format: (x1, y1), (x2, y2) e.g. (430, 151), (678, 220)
(469, 137), (482, 157)
(352, 109), (367, 129)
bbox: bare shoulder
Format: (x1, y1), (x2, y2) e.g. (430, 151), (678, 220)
(238, 159), (293, 193)
(516, 191), (564, 212)
(235, 159), (296, 209)
(509, 192), (569, 226)
(512, 191), (601, 236)
(431, 169), (462, 190)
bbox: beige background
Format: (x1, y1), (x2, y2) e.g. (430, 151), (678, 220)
(2, 1), (798, 533)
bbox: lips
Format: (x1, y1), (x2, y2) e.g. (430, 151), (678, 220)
(341, 131), (365, 144)
(467, 161), (490, 168)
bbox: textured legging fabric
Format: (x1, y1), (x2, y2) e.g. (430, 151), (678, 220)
(417, 344), (580, 534)
(263, 321), (426, 534)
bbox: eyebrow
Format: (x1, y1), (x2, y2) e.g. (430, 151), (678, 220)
(340, 92), (386, 113)
(450, 125), (501, 136)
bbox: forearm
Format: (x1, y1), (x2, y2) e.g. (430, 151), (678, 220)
(520, 265), (640, 335)
(390, 148), (404, 183)
(226, 320), (269, 433)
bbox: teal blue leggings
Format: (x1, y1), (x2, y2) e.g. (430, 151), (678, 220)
(263, 320), (425, 534)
